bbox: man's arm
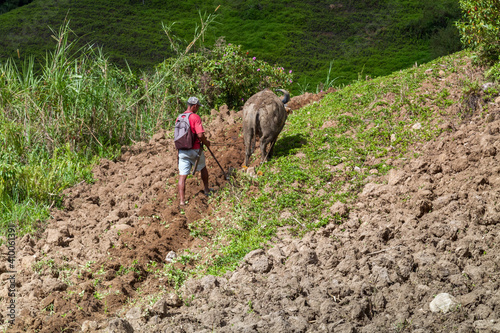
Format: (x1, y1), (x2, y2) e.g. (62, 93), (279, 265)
(197, 132), (210, 148)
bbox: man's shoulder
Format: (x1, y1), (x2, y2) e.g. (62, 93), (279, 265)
(189, 113), (202, 122)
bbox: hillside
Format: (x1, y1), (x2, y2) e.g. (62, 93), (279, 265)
(2, 50), (500, 332)
(0, 0), (461, 89)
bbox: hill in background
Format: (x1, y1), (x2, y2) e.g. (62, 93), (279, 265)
(0, 0), (461, 90)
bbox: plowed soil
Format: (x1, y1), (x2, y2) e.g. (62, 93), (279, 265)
(2, 59), (500, 333)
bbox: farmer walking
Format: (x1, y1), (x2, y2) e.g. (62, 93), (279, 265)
(175, 97), (212, 206)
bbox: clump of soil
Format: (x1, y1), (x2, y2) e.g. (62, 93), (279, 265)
(2, 63), (500, 333)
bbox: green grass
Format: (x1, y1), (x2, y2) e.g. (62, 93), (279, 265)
(0, 143), (100, 235)
(0, 0), (462, 92)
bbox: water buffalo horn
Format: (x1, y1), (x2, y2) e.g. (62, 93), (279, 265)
(275, 89), (290, 104)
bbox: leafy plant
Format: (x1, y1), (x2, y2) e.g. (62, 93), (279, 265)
(456, 0), (500, 62)
(484, 61), (500, 81)
(158, 263), (189, 290)
(156, 40), (293, 109)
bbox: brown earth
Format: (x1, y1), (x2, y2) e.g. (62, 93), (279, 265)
(2, 58), (500, 333)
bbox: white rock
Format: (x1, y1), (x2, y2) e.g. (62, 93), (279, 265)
(429, 293), (460, 313)
(165, 251), (177, 263)
(125, 306), (142, 321)
(81, 320), (98, 332)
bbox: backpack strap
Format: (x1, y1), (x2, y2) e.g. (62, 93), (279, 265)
(176, 112), (192, 122)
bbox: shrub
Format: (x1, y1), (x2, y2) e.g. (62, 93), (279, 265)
(156, 39), (293, 109)
(456, 0), (500, 62)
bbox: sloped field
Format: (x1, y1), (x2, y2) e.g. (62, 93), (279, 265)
(2, 54), (500, 333)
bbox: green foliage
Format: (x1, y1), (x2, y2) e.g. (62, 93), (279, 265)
(456, 0), (500, 62)
(0, 21), (137, 235)
(158, 41), (293, 109)
(485, 61), (500, 81)
(116, 260), (141, 276)
(1, 21), (150, 153)
(159, 263), (189, 290)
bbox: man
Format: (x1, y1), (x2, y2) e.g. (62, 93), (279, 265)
(177, 96), (211, 206)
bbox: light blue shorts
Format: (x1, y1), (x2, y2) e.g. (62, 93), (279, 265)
(178, 149), (206, 175)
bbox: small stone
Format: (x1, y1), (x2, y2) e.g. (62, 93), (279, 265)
(151, 299), (167, 317)
(429, 293), (460, 313)
(473, 319), (500, 331)
(113, 224), (131, 232)
(165, 251), (177, 263)
(482, 82), (494, 91)
(388, 169), (406, 186)
(148, 315), (161, 326)
(107, 318), (134, 333)
(46, 229), (64, 246)
(21, 255), (36, 269)
(125, 307), (142, 321)
(164, 293), (183, 307)
(246, 167), (256, 178)
(81, 320), (98, 332)
(244, 249), (272, 273)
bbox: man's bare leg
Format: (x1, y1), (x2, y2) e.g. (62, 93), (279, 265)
(201, 167), (210, 194)
(178, 174), (188, 205)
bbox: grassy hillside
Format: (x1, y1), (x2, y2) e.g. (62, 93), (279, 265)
(0, 0), (461, 90)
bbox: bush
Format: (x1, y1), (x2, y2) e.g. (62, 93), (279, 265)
(156, 39), (293, 110)
(456, 0), (500, 62)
